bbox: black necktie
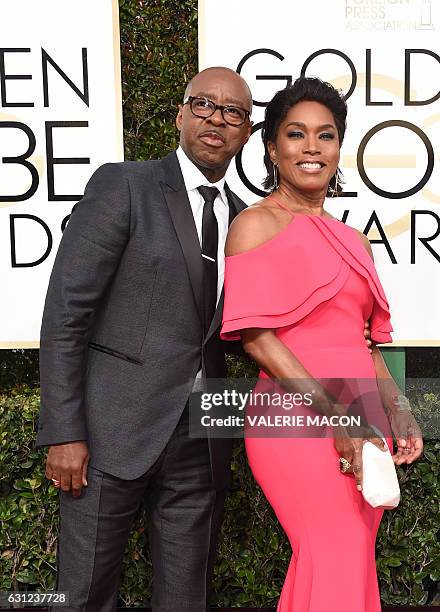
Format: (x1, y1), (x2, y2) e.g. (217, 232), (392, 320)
(198, 186), (219, 334)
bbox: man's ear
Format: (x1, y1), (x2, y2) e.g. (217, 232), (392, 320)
(175, 105), (183, 131)
(242, 120), (252, 146)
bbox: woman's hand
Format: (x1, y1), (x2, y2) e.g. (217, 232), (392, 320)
(333, 422), (388, 491)
(388, 408), (424, 465)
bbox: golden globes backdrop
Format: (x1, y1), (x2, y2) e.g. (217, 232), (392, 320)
(200, 0), (440, 346)
(0, 0), (123, 348)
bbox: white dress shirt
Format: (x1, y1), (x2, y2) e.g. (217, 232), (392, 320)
(176, 146), (231, 382)
(176, 146), (230, 306)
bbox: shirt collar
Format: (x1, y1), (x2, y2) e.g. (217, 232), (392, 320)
(176, 146), (228, 206)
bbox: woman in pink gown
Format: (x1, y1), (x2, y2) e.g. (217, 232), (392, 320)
(220, 78), (423, 612)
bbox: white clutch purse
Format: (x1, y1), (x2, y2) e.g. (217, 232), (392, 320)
(362, 426), (400, 509)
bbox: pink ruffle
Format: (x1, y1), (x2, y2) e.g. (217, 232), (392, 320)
(220, 215), (393, 344)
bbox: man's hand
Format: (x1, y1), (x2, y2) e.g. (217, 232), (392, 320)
(45, 441), (89, 497)
(364, 320), (372, 353)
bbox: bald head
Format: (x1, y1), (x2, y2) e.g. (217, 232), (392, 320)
(176, 66), (252, 183)
(184, 66), (253, 112)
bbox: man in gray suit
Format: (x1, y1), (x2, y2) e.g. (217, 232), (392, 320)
(36, 66), (252, 611)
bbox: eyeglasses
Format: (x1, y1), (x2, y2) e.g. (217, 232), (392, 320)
(183, 96), (251, 126)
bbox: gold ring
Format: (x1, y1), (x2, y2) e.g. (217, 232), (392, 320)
(339, 457), (351, 473)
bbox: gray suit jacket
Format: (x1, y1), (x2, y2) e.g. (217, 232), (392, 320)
(35, 151), (246, 489)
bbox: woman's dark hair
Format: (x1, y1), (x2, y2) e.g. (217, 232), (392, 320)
(262, 76), (347, 196)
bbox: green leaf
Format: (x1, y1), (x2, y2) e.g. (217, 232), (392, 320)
(385, 557), (402, 567)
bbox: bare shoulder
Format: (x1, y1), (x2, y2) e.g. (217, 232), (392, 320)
(351, 226), (373, 260)
(225, 201), (282, 256)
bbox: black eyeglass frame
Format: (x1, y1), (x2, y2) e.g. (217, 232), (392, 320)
(183, 95), (251, 126)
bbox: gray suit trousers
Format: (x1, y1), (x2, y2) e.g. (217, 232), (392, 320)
(50, 404), (225, 612)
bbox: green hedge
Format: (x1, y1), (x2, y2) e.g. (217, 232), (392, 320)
(120, 0), (198, 161)
(1, 0), (440, 607)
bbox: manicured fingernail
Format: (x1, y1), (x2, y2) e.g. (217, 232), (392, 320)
(357, 485), (362, 491)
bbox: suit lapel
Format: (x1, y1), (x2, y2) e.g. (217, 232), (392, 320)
(204, 290), (224, 345)
(225, 183), (244, 222)
(160, 153), (204, 324)
(160, 154), (246, 343)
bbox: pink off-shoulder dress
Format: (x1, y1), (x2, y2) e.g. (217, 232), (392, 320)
(220, 200), (394, 612)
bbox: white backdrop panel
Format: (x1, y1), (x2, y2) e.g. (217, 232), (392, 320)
(199, 0), (440, 345)
(0, 0), (123, 348)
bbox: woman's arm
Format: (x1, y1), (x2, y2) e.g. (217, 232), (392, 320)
(371, 344), (402, 416)
(357, 229), (423, 464)
(241, 327), (338, 417)
(371, 345), (424, 464)
(240, 327), (389, 490)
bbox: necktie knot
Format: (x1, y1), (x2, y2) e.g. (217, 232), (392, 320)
(198, 186), (219, 205)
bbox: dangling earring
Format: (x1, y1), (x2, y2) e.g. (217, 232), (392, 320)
(273, 163), (279, 191)
(329, 167), (342, 197)
(335, 167), (342, 192)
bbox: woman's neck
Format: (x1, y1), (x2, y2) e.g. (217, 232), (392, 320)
(273, 184), (326, 216)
